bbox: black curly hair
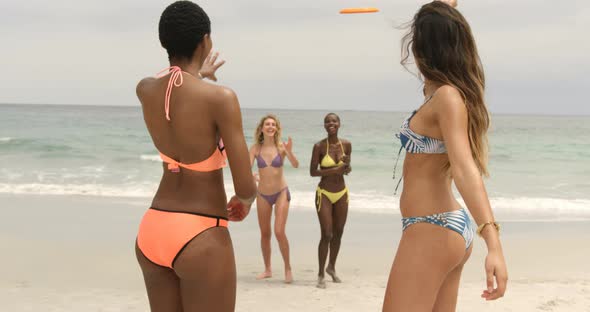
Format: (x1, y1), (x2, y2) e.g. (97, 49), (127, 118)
(159, 1), (211, 61)
(324, 112), (340, 122)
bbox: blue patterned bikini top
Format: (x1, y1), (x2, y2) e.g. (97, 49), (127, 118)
(397, 110), (447, 154)
(392, 94), (447, 194)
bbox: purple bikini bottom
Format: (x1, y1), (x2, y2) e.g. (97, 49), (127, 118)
(258, 187), (291, 206)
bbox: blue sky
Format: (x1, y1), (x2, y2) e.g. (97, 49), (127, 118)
(1, 0), (588, 115)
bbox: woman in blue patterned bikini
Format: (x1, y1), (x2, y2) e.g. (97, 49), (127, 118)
(382, 1), (507, 311)
(249, 114), (299, 283)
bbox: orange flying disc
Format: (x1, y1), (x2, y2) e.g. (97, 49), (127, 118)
(339, 7), (379, 14)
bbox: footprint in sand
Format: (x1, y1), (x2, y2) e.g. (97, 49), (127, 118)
(537, 298), (570, 311)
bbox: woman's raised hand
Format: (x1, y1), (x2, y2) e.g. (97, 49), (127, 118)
(438, 0), (458, 8)
(282, 137), (294, 154)
(200, 50), (226, 82)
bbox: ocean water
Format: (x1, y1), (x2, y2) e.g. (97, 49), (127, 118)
(1, 104), (589, 220)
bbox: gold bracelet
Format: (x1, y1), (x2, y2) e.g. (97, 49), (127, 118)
(476, 221), (500, 237)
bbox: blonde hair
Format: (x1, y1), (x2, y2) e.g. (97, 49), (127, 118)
(254, 114), (282, 147)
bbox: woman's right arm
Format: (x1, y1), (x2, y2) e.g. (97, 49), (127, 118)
(309, 142), (348, 177)
(213, 88), (257, 202)
(248, 144), (257, 169)
(435, 86), (507, 300)
(249, 144), (260, 184)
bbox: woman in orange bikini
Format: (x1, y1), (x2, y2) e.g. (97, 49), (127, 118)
(249, 114), (299, 283)
(310, 113), (352, 289)
(135, 1), (256, 311)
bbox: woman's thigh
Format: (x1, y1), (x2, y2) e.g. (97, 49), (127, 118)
(173, 227), (237, 312)
(135, 242), (183, 312)
(274, 190), (290, 233)
(382, 223), (467, 312)
(256, 195), (273, 234)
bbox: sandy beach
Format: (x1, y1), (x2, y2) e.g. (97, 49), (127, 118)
(2, 0), (589, 309)
(0, 194), (588, 311)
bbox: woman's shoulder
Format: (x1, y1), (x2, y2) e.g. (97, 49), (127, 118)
(188, 81), (237, 103)
(340, 138), (351, 145)
(313, 139), (326, 148)
(135, 77), (157, 99)
(249, 143), (261, 152)
(432, 85), (464, 106)
(431, 85), (467, 118)
(190, 83), (244, 121)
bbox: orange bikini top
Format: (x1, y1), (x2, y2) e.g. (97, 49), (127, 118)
(156, 66), (227, 173)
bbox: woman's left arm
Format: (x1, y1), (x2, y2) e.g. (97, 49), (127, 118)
(342, 140), (352, 175)
(282, 136), (299, 168)
(435, 87), (497, 236)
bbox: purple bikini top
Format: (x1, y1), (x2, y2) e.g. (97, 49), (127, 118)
(256, 148), (283, 168)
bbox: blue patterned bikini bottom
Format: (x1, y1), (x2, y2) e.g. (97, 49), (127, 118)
(402, 208), (474, 249)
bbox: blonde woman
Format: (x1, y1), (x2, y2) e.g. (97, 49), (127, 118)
(249, 114), (299, 283)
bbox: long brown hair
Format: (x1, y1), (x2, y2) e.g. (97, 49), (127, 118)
(254, 114), (282, 147)
(401, 1), (490, 176)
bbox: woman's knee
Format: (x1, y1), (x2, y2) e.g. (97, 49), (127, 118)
(332, 227), (344, 240)
(320, 230), (333, 242)
(260, 229), (272, 240)
(274, 228), (287, 241)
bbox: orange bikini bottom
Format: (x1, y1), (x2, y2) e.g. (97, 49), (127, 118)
(137, 207), (228, 268)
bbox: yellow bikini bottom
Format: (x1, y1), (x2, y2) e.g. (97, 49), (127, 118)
(316, 187), (349, 212)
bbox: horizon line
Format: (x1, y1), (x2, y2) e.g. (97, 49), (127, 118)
(1, 102), (588, 118)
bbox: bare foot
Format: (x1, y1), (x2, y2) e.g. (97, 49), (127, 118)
(284, 269), (293, 284)
(326, 267), (342, 283)
(256, 270), (272, 280)
(316, 276), (326, 289)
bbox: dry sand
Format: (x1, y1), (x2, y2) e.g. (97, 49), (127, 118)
(1, 194), (589, 311)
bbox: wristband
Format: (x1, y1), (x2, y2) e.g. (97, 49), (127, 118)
(476, 221), (500, 237)
(237, 194), (256, 206)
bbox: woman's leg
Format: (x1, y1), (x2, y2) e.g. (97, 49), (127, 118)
(274, 189), (292, 283)
(174, 227), (236, 312)
(382, 223), (467, 312)
(135, 242), (183, 312)
(256, 194), (273, 279)
(326, 192), (348, 283)
(316, 191), (334, 288)
(432, 245), (473, 312)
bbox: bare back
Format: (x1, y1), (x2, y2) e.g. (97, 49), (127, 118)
(137, 73), (230, 216)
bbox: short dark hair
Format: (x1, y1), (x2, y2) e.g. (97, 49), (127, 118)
(159, 1), (211, 61)
(324, 113), (340, 122)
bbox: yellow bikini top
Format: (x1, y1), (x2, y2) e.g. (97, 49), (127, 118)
(320, 139), (345, 168)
